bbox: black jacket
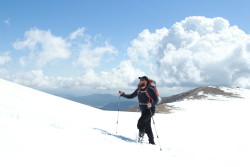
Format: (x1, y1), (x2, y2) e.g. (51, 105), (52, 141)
(121, 87), (159, 112)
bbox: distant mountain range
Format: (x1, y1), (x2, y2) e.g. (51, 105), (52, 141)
(127, 86), (242, 113)
(57, 94), (137, 111)
(57, 86), (242, 113)
(159, 86), (240, 103)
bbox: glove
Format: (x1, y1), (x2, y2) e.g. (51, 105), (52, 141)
(147, 102), (152, 109)
(118, 91), (125, 96)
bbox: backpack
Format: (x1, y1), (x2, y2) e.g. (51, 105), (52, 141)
(138, 78), (161, 105)
(148, 79), (160, 97)
(148, 79), (161, 104)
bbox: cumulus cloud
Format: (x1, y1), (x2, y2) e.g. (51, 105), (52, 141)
(75, 42), (118, 69)
(69, 28), (118, 69)
(69, 27), (85, 40)
(0, 69), (56, 90)
(13, 28), (71, 68)
(12, 27), (118, 70)
(59, 61), (143, 91)
(127, 28), (168, 61)
(0, 52), (11, 65)
(5, 27), (123, 93)
(96, 60), (144, 89)
(4, 16), (250, 95)
(73, 60), (143, 90)
(127, 16), (250, 89)
(79, 60), (143, 91)
(13, 70), (57, 89)
(1, 61), (143, 94)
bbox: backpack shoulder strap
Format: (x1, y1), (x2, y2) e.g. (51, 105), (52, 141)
(137, 88), (141, 95)
(137, 87), (154, 102)
(146, 87), (154, 102)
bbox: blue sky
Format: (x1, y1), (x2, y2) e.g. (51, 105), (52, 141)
(1, 0), (250, 96)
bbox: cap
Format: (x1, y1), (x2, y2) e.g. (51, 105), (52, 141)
(138, 76), (149, 82)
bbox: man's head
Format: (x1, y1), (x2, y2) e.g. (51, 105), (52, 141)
(138, 76), (149, 82)
(138, 76), (149, 88)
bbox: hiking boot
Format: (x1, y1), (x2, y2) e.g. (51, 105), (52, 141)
(149, 139), (155, 145)
(139, 130), (145, 138)
(137, 130), (145, 143)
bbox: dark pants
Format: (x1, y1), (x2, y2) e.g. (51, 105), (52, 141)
(137, 109), (154, 141)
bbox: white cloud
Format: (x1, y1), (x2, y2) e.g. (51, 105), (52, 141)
(69, 27), (85, 40)
(0, 61), (144, 94)
(13, 28), (71, 68)
(233, 77), (250, 88)
(127, 28), (168, 65)
(59, 60), (143, 91)
(97, 60), (144, 89)
(3, 16), (250, 95)
(4, 28), (126, 93)
(0, 52), (11, 65)
(19, 70), (56, 88)
(68, 28), (119, 69)
(0, 70), (56, 89)
(75, 42), (118, 69)
(127, 16), (250, 89)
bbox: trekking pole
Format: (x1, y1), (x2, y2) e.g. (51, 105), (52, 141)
(116, 96), (121, 134)
(150, 110), (162, 151)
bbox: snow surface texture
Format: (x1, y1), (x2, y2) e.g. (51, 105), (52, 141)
(1, 78), (250, 167)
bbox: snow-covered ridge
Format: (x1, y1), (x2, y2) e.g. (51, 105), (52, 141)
(150, 86), (250, 113)
(0, 78), (102, 129)
(1, 79), (250, 167)
(161, 86), (250, 104)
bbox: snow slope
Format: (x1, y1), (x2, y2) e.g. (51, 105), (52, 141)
(1, 78), (250, 167)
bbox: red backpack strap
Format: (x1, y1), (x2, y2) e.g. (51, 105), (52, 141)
(138, 87), (154, 103)
(145, 87), (154, 103)
(153, 86), (160, 96)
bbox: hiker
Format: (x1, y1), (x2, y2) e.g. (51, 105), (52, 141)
(119, 76), (159, 144)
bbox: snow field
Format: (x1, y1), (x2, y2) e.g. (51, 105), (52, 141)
(1, 79), (250, 167)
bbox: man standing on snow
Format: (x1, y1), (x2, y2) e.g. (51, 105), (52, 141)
(119, 76), (159, 144)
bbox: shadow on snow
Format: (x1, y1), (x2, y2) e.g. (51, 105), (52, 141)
(93, 128), (136, 143)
